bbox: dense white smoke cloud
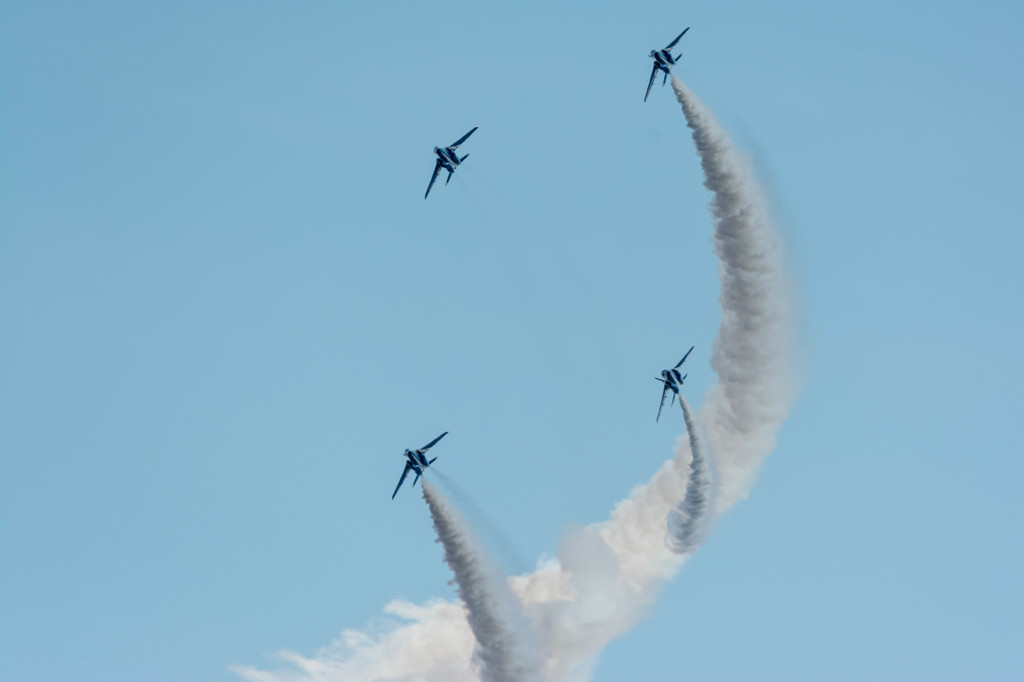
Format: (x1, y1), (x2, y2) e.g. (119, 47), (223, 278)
(421, 480), (544, 682)
(666, 396), (715, 554)
(232, 79), (795, 682)
(229, 598), (478, 682)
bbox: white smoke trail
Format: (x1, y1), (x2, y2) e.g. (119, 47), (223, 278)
(670, 77), (796, 513)
(231, 78), (795, 682)
(666, 396), (715, 554)
(527, 78), (796, 677)
(421, 480), (544, 682)
(431, 469), (533, 575)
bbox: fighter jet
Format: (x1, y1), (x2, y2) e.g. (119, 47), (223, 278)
(424, 127), (478, 199)
(391, 431), (448, 499)
(644, 27), (690, 102)
(654, 346), (694, 422)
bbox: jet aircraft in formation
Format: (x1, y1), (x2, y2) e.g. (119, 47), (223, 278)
(419, 27), (693, 199)
(424, 127), (478, 199)
(391, 431), (449, 499)
(654, 345), (694, 422)
(644, 27), (690, 102)
(401, 27), (697, 496)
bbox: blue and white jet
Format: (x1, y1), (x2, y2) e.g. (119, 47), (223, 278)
(644, 27), (690, 102)
(654, 346), (694, 422)
(391, 431), (448, 499)
(424, 127), (478, 199)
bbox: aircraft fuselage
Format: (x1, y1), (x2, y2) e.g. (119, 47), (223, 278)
(651, 49), (676, 72)
(661, 368), (684, 392)
(435, 146), (461, 171)
(404, 449), (431, 474)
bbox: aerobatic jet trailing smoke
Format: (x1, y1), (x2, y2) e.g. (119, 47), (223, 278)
(231, 77), (795, 682)
(425, 127), (478, 199)
(655, 345), (694, 422)
(392, 431), (448, 499)
(645, 27), (689, 101)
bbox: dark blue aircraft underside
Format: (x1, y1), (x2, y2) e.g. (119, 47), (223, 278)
(392, 431), (448, 499)
(655, 345), (694, 422)
(425, 127), (478, 199)
(645, 27), (690, 102)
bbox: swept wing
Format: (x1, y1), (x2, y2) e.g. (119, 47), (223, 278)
(392, 462), (413, 499)
(420, 431), (448, 452)
(645, 62), (659, 102)
(449, 127), (478, 150)
(425, 159), (443, 199)
(665, 27), (690, 50)
(674, 345), (695, 369)
(655, 379), (671, 422)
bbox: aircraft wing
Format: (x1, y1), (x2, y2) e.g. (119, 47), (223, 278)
(665, 26), (690, 50)
(674, 345), (695, 369)
(449, 126), (478, 149)
(392, 462), (413, 499)
(425, 159), (443, 199)
(421, 431), (449, 452)
(644, 62), (659, 102)
(655, 379), (671, 422)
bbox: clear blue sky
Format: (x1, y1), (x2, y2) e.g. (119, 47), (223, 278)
(2, 1), (1022, 680)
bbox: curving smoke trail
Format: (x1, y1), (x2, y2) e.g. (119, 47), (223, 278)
(528, 78), (796, 678)
(666, 396), (715, 554)
(421, 479), (544, 682)
(670, 77), (797, 513)
(230, 78), (796, 682)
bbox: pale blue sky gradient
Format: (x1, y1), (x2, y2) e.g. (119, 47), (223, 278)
(2, 1), (1023, 681)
